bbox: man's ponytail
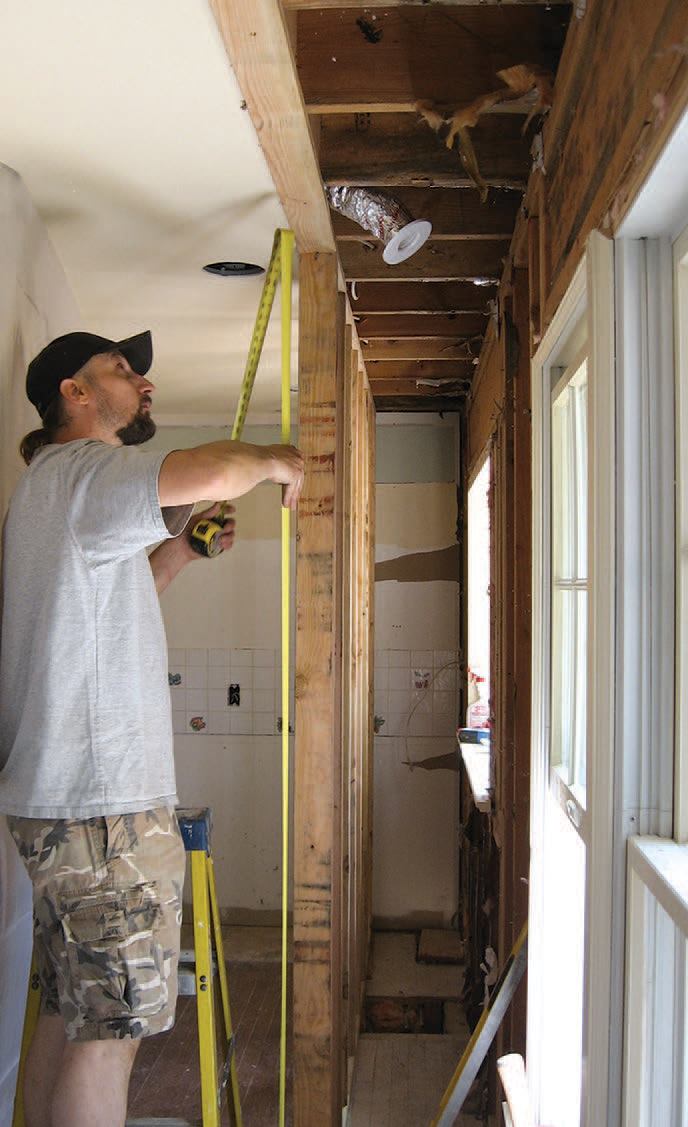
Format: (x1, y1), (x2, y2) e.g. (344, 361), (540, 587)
(19, 397), (68, 465)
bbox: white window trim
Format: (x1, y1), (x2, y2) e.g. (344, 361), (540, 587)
(675, 224), (688, 843)
(529, 232), (616, 1126)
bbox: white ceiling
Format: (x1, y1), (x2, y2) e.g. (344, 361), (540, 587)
(1, 0), (295, 421)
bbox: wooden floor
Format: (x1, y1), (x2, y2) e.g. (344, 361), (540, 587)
(128, 943), (291, 1126)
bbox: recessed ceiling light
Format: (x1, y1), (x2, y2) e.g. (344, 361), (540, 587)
(203, 262), (265, 277)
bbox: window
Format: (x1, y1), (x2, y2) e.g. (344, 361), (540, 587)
(467, 452), (491, 720)
(551, 353), (588, 811)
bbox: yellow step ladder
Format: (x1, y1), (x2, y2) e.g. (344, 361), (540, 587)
(13, 806), (242, 1127)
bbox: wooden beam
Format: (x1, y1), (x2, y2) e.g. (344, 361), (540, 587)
(339, 239), (508, 281)
(297, 7), (569, 108)
(287, 0), (568, 8)
(371, 384), (465, 406)
(320, 113), (530, 189)
(354, 313), (487, 336)
(366, 359), (474, 381)
(331, 187), (521, 239)
(361, 338), (482, 361)
(308, 96), (539, 116)
(349, 280), (496, 314)
(294, 251), (343, 1126)
(210, 0), (334, 252)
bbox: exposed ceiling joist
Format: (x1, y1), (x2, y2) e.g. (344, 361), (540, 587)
(210, 0), (334, 252)
(354, 313), (488, 336)
(287, 1), (568, 8)
(331, 187), (521, 239)
(306, 96), (537, 115)
(366, 359), (475, 380)
(339, 240), (507, 281)
(361, 338), (481, 361)
(320, 114), (530, 188)
(349, 280), (496, 313)
(297, 7), (568, 108)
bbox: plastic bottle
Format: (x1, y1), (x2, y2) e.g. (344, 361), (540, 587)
(466, 675), (490, 729)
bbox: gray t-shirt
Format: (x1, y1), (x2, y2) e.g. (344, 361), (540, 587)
(0, 439), (192, 818)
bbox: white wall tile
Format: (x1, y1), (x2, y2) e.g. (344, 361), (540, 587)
(186, 648), (207, 667)
(185, 667), (208, 690)
(186, 690), (208, 712)
(389, 650), (410, 668)
(231, 714), (253, 735)
(254, 649), (274, 667)
(209, 689), (228, 711)
(388, 689), (409, 713)
(254, 688), (274, 712)
(411, 692), (432, 715)
(254, 668), (275, 690)
(434, 650), (455, 669)
(433, 691), (455, 716)
(375, 649), (389, 668)
(230, 648), (253, 666)
(435, 668), (457, 692)
(238, 690), (253, 711)
(208, 712), (230, 735)
(172, 711), (186, 734)
(208, 668), (229, 690)
(412, 650), (434, 667)
(375, 666), (389, 690)
(389, 667), (411, 691)
(169, 686), (186, 708)
(230, 667), (253, 688)
(409, 712), (433, 736)
(433, 714), (456, 738)
(253, 714), (275, 736)
(209, 649), (229, 667)
(168, 648), (185, 667)
(374, 692), (388, 715)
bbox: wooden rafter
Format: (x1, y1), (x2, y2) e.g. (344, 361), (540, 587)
(296, 7), (568, 110)
(320, 113), (530, 188)
(286, 1), (569, 8)
(366, 359), (475, 380)
(349, 280), (496, 314)
(339, 239), (508, 281)
(361, 338), (482, 361)
(354, 313), (488, 336)
(210, 0), (334, 252)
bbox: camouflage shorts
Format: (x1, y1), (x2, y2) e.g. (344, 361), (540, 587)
(7, 806), (186, 1041)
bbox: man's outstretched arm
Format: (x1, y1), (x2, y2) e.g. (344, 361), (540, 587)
(158, 441), (304, 510)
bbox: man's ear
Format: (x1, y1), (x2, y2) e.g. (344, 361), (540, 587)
(59, 376), (89, 407)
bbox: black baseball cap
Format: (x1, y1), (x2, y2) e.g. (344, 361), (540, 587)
(26, 330), (153, 417)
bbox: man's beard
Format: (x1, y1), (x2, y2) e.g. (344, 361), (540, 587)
(116, 406), (156, 445)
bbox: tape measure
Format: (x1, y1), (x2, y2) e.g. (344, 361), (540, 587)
(190, 228), (292, 557)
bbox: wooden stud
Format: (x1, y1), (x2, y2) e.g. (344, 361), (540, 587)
(294, 251), (343, 1127)
(350, 281), (495, 315)
(366, 359), (474, 382)
(355, 314), (488, 338)
(361, 338), (483, 362)
(331, 188), (520, 240)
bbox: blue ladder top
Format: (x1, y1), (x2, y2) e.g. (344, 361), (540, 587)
(177, 807), (212, 853)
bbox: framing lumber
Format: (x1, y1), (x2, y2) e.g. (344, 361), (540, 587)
(210, 0), (334, 252)
(355, 314), (488, 337)
(366, 359), (474, 382)
(286, 1), (568, 8)
(294, 252), (343, 1126)
(332, 189), (520, 238)
(372, 387), (464, 409)
(297, 7), (568, 108)
(350, 281), (496, 314)
(361, 338), (482, 362)
(320, 114), (530, 189)
(338, 240), (508, 282)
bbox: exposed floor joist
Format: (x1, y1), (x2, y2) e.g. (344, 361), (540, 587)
(286, 0), (568, 8)
(332, 188), (520, 240)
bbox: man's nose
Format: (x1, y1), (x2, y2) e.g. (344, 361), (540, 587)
(139, 375), (155, 393)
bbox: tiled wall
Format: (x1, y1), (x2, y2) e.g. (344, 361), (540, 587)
(168, 647), (293, 737)
(374, 649), (460, 738)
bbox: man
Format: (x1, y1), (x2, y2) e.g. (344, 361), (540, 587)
(0, 329), (304, 1127)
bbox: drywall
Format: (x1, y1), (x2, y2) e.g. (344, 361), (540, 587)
(373, 419), (460, 926)
(0, 165), (80, 1125)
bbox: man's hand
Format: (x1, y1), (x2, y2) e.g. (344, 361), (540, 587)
(185, 502), (236, 561)
(149, 504), (237, 594)
(265, 445), (305, 510)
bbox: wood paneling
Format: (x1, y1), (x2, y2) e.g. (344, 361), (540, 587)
(210, 0), (334, 252)
(297, 7), (568, 109)
(350, 281), (495, 314)
(320, 113), (530, 188)
(331, 188), (520, 238)
(338, 239), (508, 282)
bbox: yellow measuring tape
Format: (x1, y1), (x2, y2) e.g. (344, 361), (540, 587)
(196, 227), (294, 1124)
